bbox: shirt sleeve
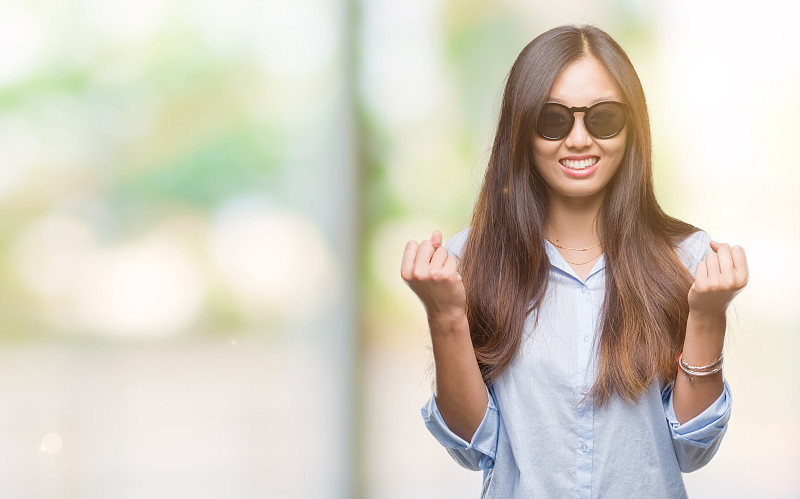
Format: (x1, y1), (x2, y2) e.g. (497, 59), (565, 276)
(420, 384), (500, 471)
(662, 379), (732, 473)
(444, 227), (471, 259)
(676, 229), (713, 277)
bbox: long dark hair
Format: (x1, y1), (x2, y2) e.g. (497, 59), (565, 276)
(459, 25), (696, 405)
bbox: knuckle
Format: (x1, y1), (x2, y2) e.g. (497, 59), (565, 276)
(411, 268), (428, 281)
(697, 281), (715, 293)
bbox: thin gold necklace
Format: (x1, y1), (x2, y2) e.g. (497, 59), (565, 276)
(561, 252), (602, 265)
(545, 238), (602, 251)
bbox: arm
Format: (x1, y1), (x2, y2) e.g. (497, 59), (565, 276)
(401, 230), (488, 442)
(673, 241), (748, 423)
(664, 239), (747, 472)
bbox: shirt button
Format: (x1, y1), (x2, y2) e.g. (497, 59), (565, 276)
(581, 285), (588, 294)
(583, 335), (589, 343)
(580, 444), (588, 453)
(582, 385), (590, 394)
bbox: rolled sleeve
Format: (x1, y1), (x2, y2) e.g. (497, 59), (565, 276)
(421, 385), (499, 471)
(662, 378), (732, 472)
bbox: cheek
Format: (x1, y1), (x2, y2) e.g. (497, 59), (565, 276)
(531, 149), (557, 180)
(531, 139), (559, 164)
(602, 136), (628, 167)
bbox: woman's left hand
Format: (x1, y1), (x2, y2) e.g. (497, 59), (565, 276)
(688, 241), (749, 316)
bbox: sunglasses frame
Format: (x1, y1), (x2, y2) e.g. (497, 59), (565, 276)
(535, 101), (629, 141)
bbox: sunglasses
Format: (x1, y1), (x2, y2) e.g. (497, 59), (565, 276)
(535, 101), (628, 140)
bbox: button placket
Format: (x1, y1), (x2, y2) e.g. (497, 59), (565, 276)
(575, 276), (595, 498)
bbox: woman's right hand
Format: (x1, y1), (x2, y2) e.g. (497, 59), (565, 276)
(402, 231), (486, 442)
(400, 230), (466, 319)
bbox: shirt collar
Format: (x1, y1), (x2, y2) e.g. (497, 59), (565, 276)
(543, 239), (606, 284)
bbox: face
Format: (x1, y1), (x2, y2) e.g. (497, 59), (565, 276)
(531, 56), (628, 204)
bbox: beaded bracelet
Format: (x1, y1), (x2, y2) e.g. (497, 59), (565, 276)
(677, 352), (723, 383)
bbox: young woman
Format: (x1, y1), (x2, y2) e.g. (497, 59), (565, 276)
(400, 25), (748, 498)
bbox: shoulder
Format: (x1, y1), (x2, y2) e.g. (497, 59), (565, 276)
(444, 227), (471, 260)
(674, 230), (712, 277)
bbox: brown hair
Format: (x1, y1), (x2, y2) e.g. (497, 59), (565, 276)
(459, 25), (696, 405)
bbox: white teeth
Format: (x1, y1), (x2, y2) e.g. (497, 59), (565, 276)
(559, 157), (599, 170)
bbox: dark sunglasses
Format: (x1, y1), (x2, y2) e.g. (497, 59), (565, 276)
(535, 101), (628, 140)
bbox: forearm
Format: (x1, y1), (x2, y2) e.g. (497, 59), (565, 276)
(673, 311), (726, 424)
(429, 311), (488, 443)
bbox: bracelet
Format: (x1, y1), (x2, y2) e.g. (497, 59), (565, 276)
(677, 352), (723, 383)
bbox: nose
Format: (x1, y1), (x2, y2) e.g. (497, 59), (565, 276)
(564, 112), (592, 150)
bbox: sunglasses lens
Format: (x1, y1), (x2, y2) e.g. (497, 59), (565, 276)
(585, 102), (626, 138)
(536, 104), (572, 140)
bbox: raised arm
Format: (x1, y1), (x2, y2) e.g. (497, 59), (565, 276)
(401, 230), (488, 442)
(673, 240), (748, 424)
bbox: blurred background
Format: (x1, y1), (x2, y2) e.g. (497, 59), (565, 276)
(0, 0), (797, 497)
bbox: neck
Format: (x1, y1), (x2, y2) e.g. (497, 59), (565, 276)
(545, 191), (604, 247)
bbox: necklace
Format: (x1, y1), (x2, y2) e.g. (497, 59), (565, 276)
(561, 252), (602, 265)
(545, 238), (602, 251)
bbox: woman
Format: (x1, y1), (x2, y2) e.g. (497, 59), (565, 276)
(400, 25), (748, 498)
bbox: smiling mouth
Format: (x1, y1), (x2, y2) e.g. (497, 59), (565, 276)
(559, 157), (599, 170)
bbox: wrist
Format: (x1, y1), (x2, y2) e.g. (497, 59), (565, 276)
(687, 309), (726, 330)
(427, 309), (469, 336)
(683, 310), (726, 366)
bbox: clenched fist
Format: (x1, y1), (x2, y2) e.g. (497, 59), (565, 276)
(688, 241), (748, 316)
(400, 230), (466, 318)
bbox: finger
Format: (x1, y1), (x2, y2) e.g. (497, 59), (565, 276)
(731, 245), (747, 272)
(709, 240), (721, 252)
(430, 246), (449, 268)
(704, 251), (720, 285)
(445, 254), (463, 282)
(413, 239), (436, 269)
(694, 260), (708, 286)
(714, 243), (735, 287)
(431, 230), (443, 250)
(443, 253), (459, 275)
(731, 245), (749, 287)
(400, 240), (419, 281)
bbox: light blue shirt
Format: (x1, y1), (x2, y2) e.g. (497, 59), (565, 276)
(422, 228), (731, 498)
